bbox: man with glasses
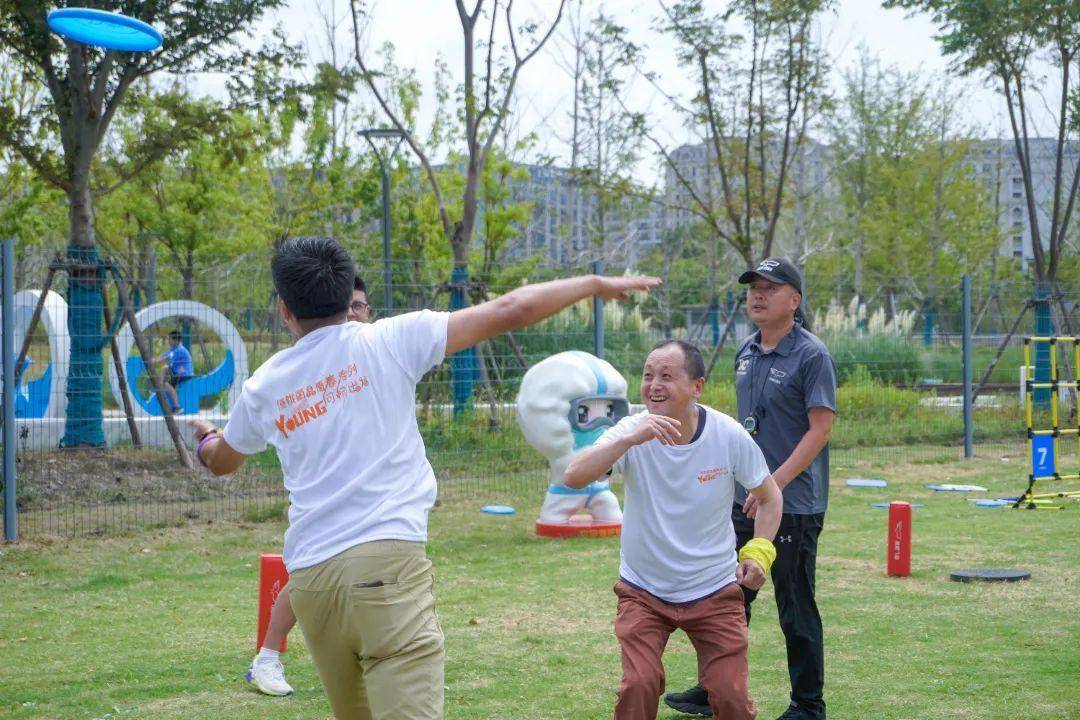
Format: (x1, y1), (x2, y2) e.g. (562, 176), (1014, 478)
(348, 275), (371, 322)
(665, 258), (836, 720)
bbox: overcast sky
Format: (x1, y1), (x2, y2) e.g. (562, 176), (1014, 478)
(225, 0), (1057, 180)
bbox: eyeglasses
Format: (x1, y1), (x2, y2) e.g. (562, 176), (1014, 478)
(349, 301), (370, 313)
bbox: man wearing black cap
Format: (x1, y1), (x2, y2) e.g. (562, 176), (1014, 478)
(665, 257), (837, 720)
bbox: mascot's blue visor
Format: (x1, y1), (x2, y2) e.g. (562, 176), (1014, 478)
(567, 395), (630, 433)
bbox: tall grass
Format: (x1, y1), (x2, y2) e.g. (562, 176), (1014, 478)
(817, 297), (924, 384)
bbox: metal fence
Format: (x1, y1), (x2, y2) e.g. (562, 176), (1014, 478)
(2, 242), (1077, 539)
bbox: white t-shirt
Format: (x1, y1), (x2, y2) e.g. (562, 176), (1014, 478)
(595, 404), (770, 603)
(223, 311), (449, 572)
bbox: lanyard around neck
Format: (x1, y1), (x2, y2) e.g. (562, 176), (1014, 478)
(748, 350), (778, 416)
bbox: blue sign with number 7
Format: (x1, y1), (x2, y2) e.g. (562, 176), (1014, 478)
(1032, 435), (1055, 478)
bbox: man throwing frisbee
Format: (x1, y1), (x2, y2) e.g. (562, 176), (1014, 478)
(193, 236), (658, 720)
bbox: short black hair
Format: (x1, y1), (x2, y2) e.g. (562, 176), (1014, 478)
(168, 329), (182, 342)
(649, 339), (706, 380)
(353, 275), (366, 293)
(272, 237), (355, 320)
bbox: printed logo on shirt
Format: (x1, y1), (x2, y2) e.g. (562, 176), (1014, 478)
(273, 363), (371, 439)
(736, 358), (751, 375)
(696, 466), (730, 484)
(768, 367), (787, 384)
(275, 363), (361, 410)
(274, 400), (329, 438)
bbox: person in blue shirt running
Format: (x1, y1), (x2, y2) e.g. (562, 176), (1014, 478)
(156, 329), (194, 414)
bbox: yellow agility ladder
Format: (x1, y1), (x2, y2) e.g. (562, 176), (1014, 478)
(1018, 336), (1080, 509)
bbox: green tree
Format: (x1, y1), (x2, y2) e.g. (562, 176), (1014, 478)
(884, 0), (1079, 324)
(639, 221), (714, 336)
(0, 0), (291, 446)
(640, 0), (835, 267)
(99, 102), (275, 302)
(817, 52), (1000, 322)
(474, 148), (535, 288)
(563, 8), (643, 267)
(0, 48), (66, 251)
(351, 1), (565, 269)
(622, 0), (833, 333)
(351, 0), (566, 413)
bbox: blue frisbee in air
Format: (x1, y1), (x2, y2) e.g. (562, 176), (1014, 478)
(482, 505), (516, 515)
(48, 8), (163, 51)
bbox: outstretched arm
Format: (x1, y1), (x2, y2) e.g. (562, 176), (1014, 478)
(445, 274), (659, 356)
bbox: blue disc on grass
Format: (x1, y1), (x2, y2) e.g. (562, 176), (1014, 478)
(870, 502), (924, 508)
(974, 499), (1010, 507)
(482, 505), (516, 515)
(924, 483), (987, 492)
(846, 478), (887, 488)
(48, 9), (163, 51)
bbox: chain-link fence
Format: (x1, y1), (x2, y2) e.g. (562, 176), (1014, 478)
(2, 244), (1077, 539)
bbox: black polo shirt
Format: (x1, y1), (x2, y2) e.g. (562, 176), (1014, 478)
(733, 323), (837, 515)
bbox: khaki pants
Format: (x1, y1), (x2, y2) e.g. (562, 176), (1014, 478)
(289, 540), (444, 720)
(613, 581), (756, 720)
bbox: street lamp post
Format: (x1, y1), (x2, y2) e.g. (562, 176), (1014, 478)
(359, 128), (406, 315)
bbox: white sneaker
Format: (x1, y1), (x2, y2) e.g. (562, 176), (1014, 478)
(245, 657), (294, 696)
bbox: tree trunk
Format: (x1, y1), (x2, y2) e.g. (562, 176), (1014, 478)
(61, 173), (107, 448)
(854, 231), (864, 301)
(183, 258), (195, 301)
(449, 222), (474, 415)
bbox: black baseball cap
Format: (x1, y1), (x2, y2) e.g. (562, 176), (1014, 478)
(738, 257), (803, 294)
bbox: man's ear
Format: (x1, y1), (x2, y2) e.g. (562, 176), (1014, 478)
(277, 296), (293, 323)
(692, 376), (706, 398)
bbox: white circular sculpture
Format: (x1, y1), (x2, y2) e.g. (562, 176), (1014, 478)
(11, 290), (69, 418)
(108, 300), (248, 416)
(517, 351), (629, 530)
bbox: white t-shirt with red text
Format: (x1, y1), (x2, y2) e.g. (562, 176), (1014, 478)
(223, 311), (449, 572)
(595, 405), (770, 603)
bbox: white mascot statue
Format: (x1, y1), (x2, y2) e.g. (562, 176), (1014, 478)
(517, 351), (630, 531)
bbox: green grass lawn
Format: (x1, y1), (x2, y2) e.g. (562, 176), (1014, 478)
(2, 444), (1078, 720)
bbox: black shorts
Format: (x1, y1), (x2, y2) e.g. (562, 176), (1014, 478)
(165, 369), (192, 387)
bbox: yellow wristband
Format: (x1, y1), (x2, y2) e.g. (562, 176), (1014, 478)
(738, 537), (777, 575)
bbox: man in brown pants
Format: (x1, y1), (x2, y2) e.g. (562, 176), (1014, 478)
(193, 236), (659, 719)
(566, 340), (783, 720)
